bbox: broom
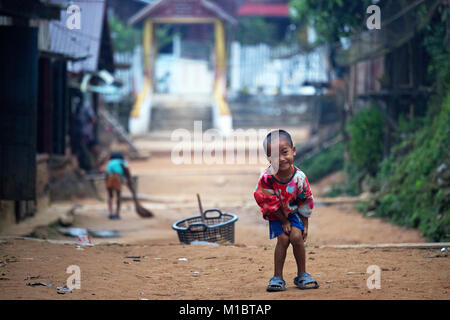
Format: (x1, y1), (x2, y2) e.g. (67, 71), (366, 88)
(124, 168), (154, 218)
(131, 189), (154, 218)
(197, 193), (205, 223)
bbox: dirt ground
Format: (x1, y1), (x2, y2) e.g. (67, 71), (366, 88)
(0, 154), (449, 300)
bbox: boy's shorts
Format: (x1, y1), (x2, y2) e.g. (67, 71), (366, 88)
(106, 173), (122, 191)
(269, 212), (304, 239)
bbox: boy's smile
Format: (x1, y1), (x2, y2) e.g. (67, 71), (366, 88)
(267, 137), (296, 178)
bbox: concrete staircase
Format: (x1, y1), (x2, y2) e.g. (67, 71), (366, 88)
(150, 105), (212, 131)
(150, 94), (213, 131)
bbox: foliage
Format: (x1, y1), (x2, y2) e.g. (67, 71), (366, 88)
(109, 15), (142, 52)
(368, 4), (450, 241)
(347, 106), (384, 177)
(236, 17), (283, 46)
(155, 25), (176, 52)
(372, 93), (450, 241)
(422, 5), (450, 100)
(109, 15), (175, 53)
(325, 162), (363, 197)
(289, 0), (373, 43)
(295, 141), (344, 183)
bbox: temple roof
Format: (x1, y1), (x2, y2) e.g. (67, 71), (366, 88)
(237, 1), (289, 17)
(129, 0), (237, 25)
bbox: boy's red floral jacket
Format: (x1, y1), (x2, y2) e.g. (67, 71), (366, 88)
(254, 166), (314, 221)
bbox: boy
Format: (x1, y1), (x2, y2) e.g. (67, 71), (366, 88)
(105, 152), (133, 220)
(254, 130), (319, 291)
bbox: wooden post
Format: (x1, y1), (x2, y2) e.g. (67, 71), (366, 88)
(143, 19), (157, 90)
(212, 19), (232, 133)
(214, 19), (226, 75)
(213, 19), (230, 116)
(130, 19), (156, 119)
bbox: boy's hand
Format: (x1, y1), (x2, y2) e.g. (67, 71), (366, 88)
(302, 227), (308, 241)
(274, 207), (291, 234)
(282, 221), (291, 235)
(300, 216), (309, 241)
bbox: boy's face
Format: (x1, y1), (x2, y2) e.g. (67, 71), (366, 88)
(267, 137), (296, 173)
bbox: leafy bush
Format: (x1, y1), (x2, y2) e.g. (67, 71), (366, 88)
(373, 93), (450, 241)
(347, 106), (384, 176)
(296, 141), (344, 183)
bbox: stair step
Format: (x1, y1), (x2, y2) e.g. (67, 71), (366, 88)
(150, 105), (213, 131)
(151, 122), (213, 130)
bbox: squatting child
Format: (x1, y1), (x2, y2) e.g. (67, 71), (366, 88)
(254, 130), (319, 291)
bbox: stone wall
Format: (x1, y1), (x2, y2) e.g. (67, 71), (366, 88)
(0, 154), (50, 232)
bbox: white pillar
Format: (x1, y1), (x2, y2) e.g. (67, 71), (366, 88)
(230, 41), (241, 93)
(173, 33), (181, 58)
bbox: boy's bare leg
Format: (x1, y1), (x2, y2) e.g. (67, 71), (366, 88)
(290, 227), (306, 275)
(107, 188), (113, 217)
(274, 233), (290, 278)
(115, 190), (121, 217)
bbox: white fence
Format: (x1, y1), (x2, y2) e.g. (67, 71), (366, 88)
(229, 41), (329, 96)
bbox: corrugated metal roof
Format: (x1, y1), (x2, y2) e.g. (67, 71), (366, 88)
(46, 0), (106, 73)
(237, 2), (289, 17)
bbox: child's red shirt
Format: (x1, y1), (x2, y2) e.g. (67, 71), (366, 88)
(254, 165), (314, 221)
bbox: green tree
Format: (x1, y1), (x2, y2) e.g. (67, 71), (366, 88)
(109, 15), (174, 53)
(109, 14), (142, 52)
(289, 0), (374, 43)
(236, 17), (285, 46)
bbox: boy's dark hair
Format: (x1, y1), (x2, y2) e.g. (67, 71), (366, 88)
(263, 130), (293, 155)
(110, 151), (124, 160)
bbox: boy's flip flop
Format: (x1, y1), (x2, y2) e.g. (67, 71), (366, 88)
(267, 276), (286, 292)
(294, 273), (319, 290)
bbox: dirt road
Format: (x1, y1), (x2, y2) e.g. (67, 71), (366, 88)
(0, 153), (449, 300)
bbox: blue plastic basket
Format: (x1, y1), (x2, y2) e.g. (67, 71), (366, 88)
(172, 209), (238, 244)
